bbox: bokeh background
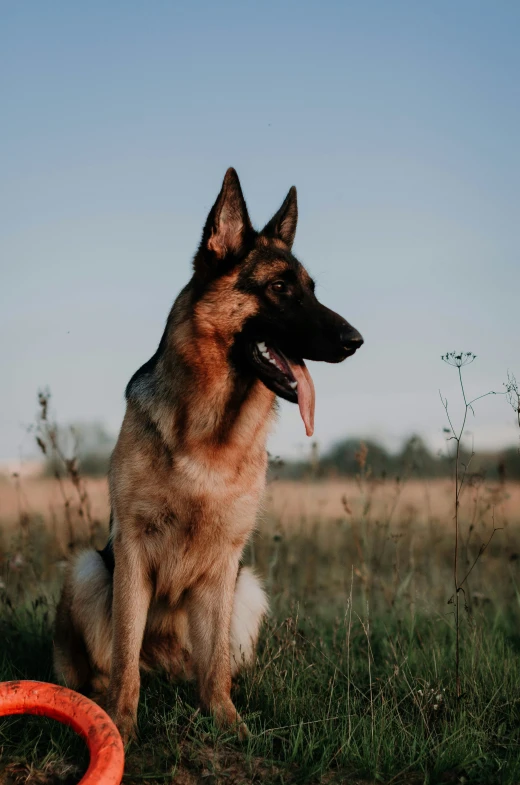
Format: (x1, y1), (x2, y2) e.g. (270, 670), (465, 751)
(2, 0), (519, 465)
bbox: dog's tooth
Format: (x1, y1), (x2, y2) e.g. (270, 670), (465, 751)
(289, 381), (298, 389)
(269, 358), (277, 365)
(262, 351), (271, 359)
(257, 342), (267, 352)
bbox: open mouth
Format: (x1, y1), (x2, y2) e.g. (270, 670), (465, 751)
(252, 342), (316, 437)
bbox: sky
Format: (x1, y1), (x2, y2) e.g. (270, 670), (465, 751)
(2, 0), (519, 465)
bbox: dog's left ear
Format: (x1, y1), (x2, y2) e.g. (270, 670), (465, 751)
(197, 168), (252, 270)
(262, 186), (298, 249)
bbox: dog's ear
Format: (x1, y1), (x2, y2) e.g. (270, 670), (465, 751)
(262, 186), (298, 248)
(196, 169), (252, 275)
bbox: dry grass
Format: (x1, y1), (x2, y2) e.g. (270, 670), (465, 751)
(2, 474), (519, 532)
(2, 474), (519, 612)
(1, 471), (520, 783)
(0, 476), (109, 532)
(267, 477), (520, 527)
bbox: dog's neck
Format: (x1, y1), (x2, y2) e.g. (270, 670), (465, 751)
(126, 278), (277, 465)
(165, 330), (275, 451)
(128, 335), (275, 464)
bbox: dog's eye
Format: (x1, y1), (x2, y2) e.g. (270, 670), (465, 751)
(270, 280), (288, 294)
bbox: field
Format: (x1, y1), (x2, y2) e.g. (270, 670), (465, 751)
(1, 470), (520, 784)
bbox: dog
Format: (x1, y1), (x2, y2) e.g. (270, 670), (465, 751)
(53, 168), (364, 742)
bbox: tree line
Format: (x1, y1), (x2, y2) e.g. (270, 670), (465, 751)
(269, 435), (520, 482)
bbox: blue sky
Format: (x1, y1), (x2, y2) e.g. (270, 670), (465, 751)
(2, 0), (519, 463)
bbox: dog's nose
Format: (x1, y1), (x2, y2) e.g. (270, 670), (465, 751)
(340, 324), (364, 350)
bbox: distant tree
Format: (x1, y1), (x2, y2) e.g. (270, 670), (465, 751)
(43, 421), (115, 477)
(320, 438), (391, 477)
(270, 434), (520, 482)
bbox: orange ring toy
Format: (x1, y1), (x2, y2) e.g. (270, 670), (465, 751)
(0, 681), (124, 785)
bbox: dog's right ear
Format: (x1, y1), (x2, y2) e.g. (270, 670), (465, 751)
(262, 186), (298, 248)
(194, 168), (253, 277)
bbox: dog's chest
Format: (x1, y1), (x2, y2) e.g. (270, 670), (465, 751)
(149, 450), (267, 602)
(176, 442), (267, 505)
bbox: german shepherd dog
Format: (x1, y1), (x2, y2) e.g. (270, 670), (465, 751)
(53, 168), (363, 742)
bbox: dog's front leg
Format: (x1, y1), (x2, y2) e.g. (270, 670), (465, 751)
(107, 538), (152, 743)
(188, 559), (248, 738)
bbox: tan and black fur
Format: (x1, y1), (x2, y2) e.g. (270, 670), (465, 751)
(53, 168), (363, 742)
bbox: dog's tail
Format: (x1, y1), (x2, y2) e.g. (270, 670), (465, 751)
(229, 567), (268, 676)
(53, 550), (113, 691)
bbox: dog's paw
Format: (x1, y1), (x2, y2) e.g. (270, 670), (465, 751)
(237, 721), (250, 741)
(109, 708), (138, 746)
(117, 716), (138, 747)
(211, 698), (248, 738)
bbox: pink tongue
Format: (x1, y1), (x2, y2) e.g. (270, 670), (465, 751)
(287, 360), (315, 437)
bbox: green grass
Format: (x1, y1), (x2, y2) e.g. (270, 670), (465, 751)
(1, 480), (520, 784)
(1, 576), (520, 783)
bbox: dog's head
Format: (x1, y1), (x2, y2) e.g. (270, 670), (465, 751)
(192, 168), (363, 436)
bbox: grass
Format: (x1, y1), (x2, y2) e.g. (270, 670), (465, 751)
(1, 472), (520, 784)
